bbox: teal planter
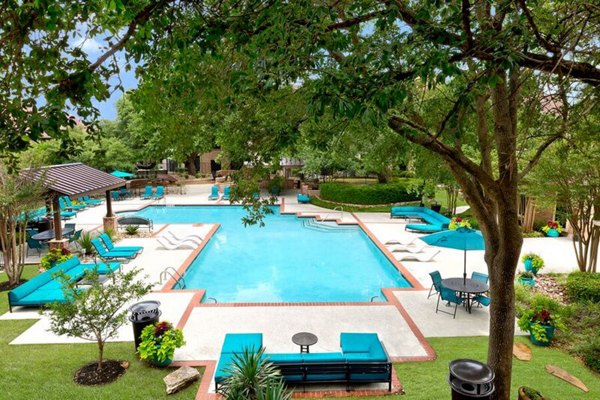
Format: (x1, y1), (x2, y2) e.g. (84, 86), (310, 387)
(150, 356), (172, 368)
(524, 258), (533, 272)
(529, 323), (555, 346)
(518, 277), (535, 287)
(546, 228), (559, 237)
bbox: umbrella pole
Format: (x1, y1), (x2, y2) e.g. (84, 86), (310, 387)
(464, 249), (467, 284)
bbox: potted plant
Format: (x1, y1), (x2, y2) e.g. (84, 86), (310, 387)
(40, 248), (73, 271)
(448, 216), (471, 230)
(518, 386), (547, 400)
(517, 271), (535, 287)
(521, 253), (544, 275)
(518, 308), (564, 346)
(138, 321), (185, 367)
(541, 220), (562, 237)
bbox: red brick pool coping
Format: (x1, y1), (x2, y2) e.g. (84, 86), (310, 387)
(124, 198), (436, 398)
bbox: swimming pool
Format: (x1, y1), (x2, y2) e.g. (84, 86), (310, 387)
(127, 206), (411, 302)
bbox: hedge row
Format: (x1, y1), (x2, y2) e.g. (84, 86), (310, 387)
(319, 182), (420, 205)
(566, 272), (600, 303)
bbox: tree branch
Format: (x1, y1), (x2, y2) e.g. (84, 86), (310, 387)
(88, 0), (173, 72)
(516, 0), (561, 54)
(518, 133), (563, 180)
(388, 115), (498, 190)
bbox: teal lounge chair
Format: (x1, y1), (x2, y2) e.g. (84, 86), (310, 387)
(91, 238), (138, 260)
(82, 195), (104, 206)
(297, 194), (310, 203)
(119, 188), (133, 199)
(222, 186), (231, 200)
(140, 186), (153, 199)
(58, 197), (78, 213)
(152, 186), (164, 199)
(208, 185), (219, 200)
(63, 196), (86, 211)
(99, 233), (143, 254)
(60, 210), (77, 220)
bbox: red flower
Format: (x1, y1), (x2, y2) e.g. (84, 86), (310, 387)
(533, 309), (552, 324)
(455, 217), (462, 222)
(154, 321), (172, 337)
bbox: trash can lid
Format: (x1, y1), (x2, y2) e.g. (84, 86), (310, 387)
(129, 300), (161, 314)
(449, 359), (495, 384)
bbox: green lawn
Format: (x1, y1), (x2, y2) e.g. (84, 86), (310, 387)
(2, 268), (598, 399)
(0, 266), (202, 399)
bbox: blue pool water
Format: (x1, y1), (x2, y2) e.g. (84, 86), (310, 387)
(127, 206), (411, 302)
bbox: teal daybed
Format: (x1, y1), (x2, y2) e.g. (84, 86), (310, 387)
(390, 206), (450, 233)
(214, 332), (392, 392)
(7, 256), (120, 312)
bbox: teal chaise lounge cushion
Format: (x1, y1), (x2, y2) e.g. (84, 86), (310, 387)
(8, 256), (121, 311)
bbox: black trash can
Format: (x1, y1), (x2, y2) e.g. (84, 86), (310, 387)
(128, 300), (161, 350)
(449, 359), (495, 399)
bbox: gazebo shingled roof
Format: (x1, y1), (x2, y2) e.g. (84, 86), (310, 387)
(23, 162), (126, 196)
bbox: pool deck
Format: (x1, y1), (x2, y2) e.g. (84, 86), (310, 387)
(2, 183), (578, 398)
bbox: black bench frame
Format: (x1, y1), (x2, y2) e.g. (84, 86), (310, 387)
(117, 216), (153, 231)
(215, 342), (393, 393)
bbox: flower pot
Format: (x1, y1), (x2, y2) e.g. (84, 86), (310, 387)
(546, 228), (559, 237)
(149, 355), (172, 367)
(529, 323), (555, 346)
(524, 258), (533, 272)
(518, 277), (535, 287)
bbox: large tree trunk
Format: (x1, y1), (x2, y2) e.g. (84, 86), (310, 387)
(485, 202), (522, 400)
(186, 152), (198, 176)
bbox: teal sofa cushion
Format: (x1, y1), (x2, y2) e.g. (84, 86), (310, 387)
(340, 333), (379, 353)
(220, 333), (263, 354)
(214, 353), (235, 382)
(18, 288), (67, 305)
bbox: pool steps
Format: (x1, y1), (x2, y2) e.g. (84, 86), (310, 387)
(301, 218), (358, 232)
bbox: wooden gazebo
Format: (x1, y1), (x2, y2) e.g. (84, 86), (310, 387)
(22, 163), (126, 248)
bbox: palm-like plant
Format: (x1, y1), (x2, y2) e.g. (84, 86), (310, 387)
(221, 347), (291, 400)
(256, 379), (293, 400)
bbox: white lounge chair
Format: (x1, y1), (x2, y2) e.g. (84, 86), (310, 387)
(156, 237), (198, 250)
(165, 230), (203, 245)
(395, 250), (441, 262)
(384, 237), (418, 246)
(388, 243), (430, 253)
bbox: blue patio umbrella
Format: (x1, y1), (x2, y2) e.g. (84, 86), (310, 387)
(111, 170), (134, 179)
(421, 227), (485, 283)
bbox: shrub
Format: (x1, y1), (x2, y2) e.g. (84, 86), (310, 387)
(125, 225), (139, 235)
(77, 231), (96, 255)
(521, 253), (544, 272)
(40, 248), (72, 270)
(566, 272), (600, 303)
(580, 338), (600, 373)
(320, 182), (420, 205)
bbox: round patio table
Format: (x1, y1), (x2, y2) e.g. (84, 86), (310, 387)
(292, 332), (318, 353)
(442, 278), (489, 313)
(31, 227), (74, 242)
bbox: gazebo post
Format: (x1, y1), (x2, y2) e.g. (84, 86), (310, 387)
(48, 194), (67, 251)
(103, 190), (118, 233)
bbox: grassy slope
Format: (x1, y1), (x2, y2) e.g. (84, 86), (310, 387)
(2, 268), (598, 399)
(1, 266), (201, 399)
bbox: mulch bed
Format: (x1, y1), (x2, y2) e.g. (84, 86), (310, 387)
(532, 275), (569, 304)
(0, 279), (28, 292)
(74, 360), (127, 385)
